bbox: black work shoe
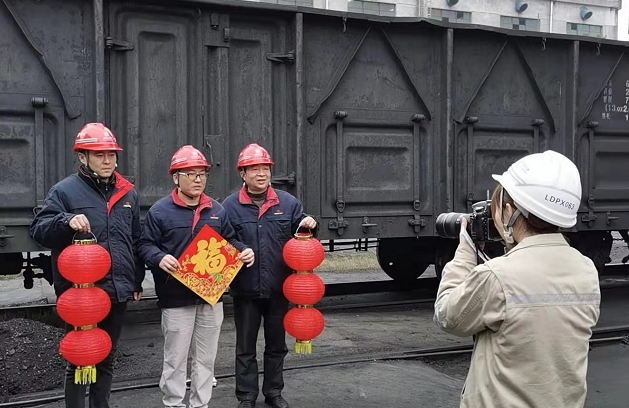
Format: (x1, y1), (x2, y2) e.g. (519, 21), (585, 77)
(265, 395), (289, 408)
(238, 401), (256, 408)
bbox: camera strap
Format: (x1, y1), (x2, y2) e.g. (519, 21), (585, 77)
(460, 228), (491, 263)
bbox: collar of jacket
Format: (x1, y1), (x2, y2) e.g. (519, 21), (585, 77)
(78, 167), (133, 215)
(238, 186), (280, 219)
(108, 172), (134, 215)
(79, 165), (117, 187)
(170, 188), (213, 232)
(505, 233), (569, 257)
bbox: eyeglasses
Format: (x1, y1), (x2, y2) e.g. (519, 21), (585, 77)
(177, 171), (208, 181)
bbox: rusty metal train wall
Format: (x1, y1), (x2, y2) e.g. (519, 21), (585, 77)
(1, 0), (629, 278)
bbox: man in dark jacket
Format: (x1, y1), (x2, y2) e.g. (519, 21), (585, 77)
(30, 123), (144, 408)
(222, 144), (316, 408)
(138, 145), (254, 408)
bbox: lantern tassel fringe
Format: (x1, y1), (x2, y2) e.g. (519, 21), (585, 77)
(295, 340), (312, 355)
(74, 365), (97, 385)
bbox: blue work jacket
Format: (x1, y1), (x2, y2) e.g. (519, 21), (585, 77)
(30, 170), (143, 303)
(138, 189), (248, 308)
(222, 187), (308, 298)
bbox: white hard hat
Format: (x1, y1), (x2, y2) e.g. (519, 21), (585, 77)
(492, 150), (582, 228)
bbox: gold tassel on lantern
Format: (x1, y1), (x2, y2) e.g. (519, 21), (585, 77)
(74, 365), (97, 385)
(295, 340), (312, 355)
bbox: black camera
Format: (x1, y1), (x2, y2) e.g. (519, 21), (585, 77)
(435, 200), (501, 243)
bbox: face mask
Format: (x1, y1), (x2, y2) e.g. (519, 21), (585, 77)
(499, 188), (522, 245)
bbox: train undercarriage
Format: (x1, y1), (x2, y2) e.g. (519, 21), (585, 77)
(1, 231), (626, 289)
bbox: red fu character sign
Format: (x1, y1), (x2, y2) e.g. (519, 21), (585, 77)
(173, 225), (244, 305)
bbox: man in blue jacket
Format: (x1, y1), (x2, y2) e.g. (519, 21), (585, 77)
(222, 144), (317, 408)
(30, 123), (144, 408)
(138, 145), (254, 408)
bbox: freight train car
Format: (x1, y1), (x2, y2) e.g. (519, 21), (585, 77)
(1, 0), (628, 287)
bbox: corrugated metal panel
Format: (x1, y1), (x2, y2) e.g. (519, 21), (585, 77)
(0, 0), (90, 252)
(108, 5), (294, 204)
(1, 0), (629, 252)
(575, 42), (629, 228)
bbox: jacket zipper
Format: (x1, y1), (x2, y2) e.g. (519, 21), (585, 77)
(250, 203), (265, 297)
(165, 206), (197, 286)
(86, 176), (119, 302)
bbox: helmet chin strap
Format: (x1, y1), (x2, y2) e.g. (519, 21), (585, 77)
(82, 151), (100, 180)
(500, 187), (522, 245)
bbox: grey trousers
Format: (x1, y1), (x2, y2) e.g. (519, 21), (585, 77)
(160, 303), (224, 408)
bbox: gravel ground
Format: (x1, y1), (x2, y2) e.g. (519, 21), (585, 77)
(417, 354), (471, 380)
(3, 279), (629, 402)
(0, 235), (628, 400)
(32, 344), (629, 408)
(1, 299), (464, 400)
(609, 232), (628, 263)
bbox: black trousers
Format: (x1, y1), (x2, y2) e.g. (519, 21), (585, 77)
(233, 297), (289, 402)
(64, 302), (127, 408)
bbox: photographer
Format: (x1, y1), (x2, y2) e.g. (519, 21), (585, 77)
(434, 150), (600, 408)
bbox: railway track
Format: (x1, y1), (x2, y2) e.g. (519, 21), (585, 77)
(599, 263), (629, 276)
(2, 263), (628, 322)
(3, 323), (628, 408)
(0, 278), (438, 322)
(1, 264), (628, 407)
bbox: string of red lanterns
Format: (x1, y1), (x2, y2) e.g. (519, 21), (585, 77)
(282, 232), (325, 354)
(56, 235), (113, 384)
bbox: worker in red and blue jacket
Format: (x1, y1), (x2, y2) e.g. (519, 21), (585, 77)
(138, 145), (254, 408)
(222, 143), (317, 408)
(30, 123), (143, 408)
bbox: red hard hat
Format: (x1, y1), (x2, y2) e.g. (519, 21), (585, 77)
(169, 145), (211, 174)
(236, 143), (274, 170)
(73, 123), (123, 152)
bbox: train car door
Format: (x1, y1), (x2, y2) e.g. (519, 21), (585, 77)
(451, 33), (561, 213)
(302, 19), (439, 241)
(201, 14), (296, 200)
(108, 2), (294, 207)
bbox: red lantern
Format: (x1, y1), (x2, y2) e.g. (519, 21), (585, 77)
(283, 273), (325, 305)
(60, 328), (112, 384)
(57, 287), (111, 327)
(58, 239), (111, 283)
(282, 232), (326, 354)
(282, 233), (325, 271)
(284, 307), (325, 353)
(56, 236), (112, 385)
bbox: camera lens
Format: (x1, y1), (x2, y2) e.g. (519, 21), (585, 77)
(436, 212), (466, 239)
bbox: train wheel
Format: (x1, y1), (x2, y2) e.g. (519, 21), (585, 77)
(566, 231), (613, 273)
(376, 238), (432, 284)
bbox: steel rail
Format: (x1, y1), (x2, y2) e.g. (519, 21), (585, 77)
(3, 324), (629, 407)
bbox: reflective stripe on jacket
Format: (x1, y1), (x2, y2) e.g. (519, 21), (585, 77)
(435, 233), (600, 408)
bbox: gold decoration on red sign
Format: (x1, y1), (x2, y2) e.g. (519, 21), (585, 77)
(173, 225), (244, 305)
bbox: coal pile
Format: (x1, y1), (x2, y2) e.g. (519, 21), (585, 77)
(0, 318), (65, 397)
